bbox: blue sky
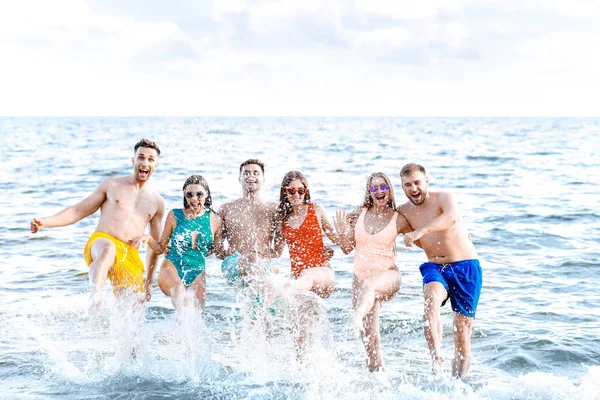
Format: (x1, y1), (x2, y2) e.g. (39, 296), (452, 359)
(0, 0), (598, 116)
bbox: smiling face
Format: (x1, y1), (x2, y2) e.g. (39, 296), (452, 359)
(401, 170), (429, 205)
(132, 147), (159, 182)
(183, 184), (207, 211)
(285, 179), (308, 207)
(369, 176), (391, 208)
(239, 163), (264, 193)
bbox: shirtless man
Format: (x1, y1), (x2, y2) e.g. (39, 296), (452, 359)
(30, 139), (165, 312)
(397, 163), (482, 379)
(214, 159), (279, 286)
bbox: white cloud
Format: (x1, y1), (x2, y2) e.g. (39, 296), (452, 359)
(352, 0), (467, 20)
(0, 0), (598, 116)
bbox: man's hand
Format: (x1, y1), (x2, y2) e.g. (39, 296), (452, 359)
(30, 218), (44, 233)
(404, 228), (426, 247)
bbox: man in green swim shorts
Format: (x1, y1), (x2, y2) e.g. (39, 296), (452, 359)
(214, 159), (280, 287)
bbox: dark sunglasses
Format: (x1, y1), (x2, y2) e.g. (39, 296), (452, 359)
(369, 184), (390, 194)
(285, 187), (308, 195)
(185, 191), (206, 199)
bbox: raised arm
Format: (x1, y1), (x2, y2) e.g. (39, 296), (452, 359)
(30, 179), (109, 233)
(315, 203), (340, 245)
(333, 208), (359, 255)
(143, 196), (166, 301)
(403, 192), (457, 247)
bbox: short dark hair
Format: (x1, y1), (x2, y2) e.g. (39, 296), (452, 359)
(400, 163), (426, 177)
(239, 159), (265, 175)
(134, 138), (161, 156)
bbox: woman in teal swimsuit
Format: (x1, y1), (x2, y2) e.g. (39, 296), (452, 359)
(133, 175), (222, 309)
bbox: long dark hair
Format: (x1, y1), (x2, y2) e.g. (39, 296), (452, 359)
(277, 170), (311, 222)
(182, 174), (213, 211)
(362, 172), (396, 210)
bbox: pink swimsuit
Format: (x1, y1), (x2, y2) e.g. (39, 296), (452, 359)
(354, 208), (398, 280)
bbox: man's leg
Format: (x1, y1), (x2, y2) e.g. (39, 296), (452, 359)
(452, 312), (474, 378)
(423, 282), (448, 371)
(88, 238), (117, 311)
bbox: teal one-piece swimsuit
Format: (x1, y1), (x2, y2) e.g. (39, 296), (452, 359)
(165, 209), (212, 287)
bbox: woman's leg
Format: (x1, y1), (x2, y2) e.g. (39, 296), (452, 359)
(350, 269), (401, 333)
(350, 269), (401, 372)
(295, 265), (335, 298)
(158, 259), (185, 309)
(188, 271), (207, 309)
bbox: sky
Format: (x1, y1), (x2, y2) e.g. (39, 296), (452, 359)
(0, 0), (598, 117)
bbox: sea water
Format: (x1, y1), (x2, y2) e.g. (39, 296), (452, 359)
(0, 117), (599, 399)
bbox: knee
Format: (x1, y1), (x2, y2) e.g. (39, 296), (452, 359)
(423, 296), (442, 314)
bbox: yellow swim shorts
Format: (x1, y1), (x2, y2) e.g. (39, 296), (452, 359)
(83, 231), (145, 293)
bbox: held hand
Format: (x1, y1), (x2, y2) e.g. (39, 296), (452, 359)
(130, 234), (151, 249)
(333, 210), (348, 233)
(322, 245), (334, 261)
(30, 218), (44, 233)
(404, 229), (425, 247)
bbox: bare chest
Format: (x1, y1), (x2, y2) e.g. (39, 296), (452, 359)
(404, 206), (442, 230)
(105, 186), (156, 222)
(225, 204), (275, 233)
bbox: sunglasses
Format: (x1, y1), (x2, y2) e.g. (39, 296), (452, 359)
(285, 187), (308, 196)
(185, 191), (206, 199)
(369, 184), (390, 194)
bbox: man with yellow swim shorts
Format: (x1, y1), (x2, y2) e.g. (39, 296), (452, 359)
(30, 139), (165, 313)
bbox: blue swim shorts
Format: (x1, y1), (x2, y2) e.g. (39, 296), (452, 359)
(419, 259), (482, 318)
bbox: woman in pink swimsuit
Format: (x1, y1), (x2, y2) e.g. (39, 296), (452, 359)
(334, 172), (412, 372)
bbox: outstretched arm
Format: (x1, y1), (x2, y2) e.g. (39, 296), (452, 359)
(403, 193), (457, 247)
(30, 179), (109, 233)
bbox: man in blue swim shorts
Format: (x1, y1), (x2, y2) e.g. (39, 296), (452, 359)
(397, 163), (483, 379)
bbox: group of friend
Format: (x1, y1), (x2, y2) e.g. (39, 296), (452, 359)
(30, 138), (483, 379)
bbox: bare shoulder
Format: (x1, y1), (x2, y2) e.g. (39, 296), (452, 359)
(312, 202), (326, 218)
(217, 200), (237, 220)
(99, 176), (119, 189)
(264, 201), (279, 214)
(397, 200), (412, 214)
(349, 206), (363, 217)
